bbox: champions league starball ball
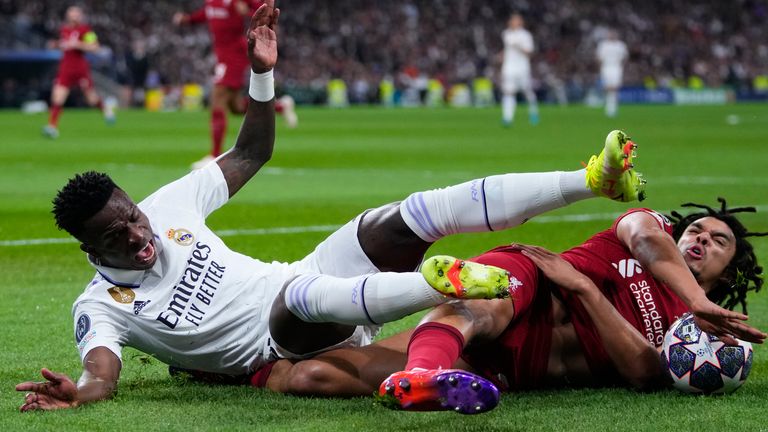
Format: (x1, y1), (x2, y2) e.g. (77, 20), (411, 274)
(660, 313), (753, 394)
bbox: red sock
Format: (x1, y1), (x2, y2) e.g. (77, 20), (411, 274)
(211, 108), (227, 157)
(249, 361), (277, 388)
(49, 104), (63, 127)
(405, 322), (465, 370)
(95, 100), (104, 111)
(275, 100), (284, 113)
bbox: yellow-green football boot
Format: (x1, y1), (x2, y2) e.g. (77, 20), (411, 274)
(421, 255), (510, 300)
(585, 129), (646, 202)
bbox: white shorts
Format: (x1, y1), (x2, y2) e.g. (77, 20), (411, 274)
(601, 66), (623, 89)
(251, 213), (382, 369)
(501, 69), (532, 93)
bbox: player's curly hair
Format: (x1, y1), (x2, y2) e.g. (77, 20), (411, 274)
(667, 198), (767, 313)
(52, 171), (117, 238)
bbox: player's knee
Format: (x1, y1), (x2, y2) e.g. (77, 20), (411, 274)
(358, 202), (430, 272)
(282, 361), (336, 395)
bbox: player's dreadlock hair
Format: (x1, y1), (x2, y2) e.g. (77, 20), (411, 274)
(52, 171), (118, 238)
(667, 197), (767, 314)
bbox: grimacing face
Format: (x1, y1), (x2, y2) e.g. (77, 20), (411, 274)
(79, 189), (157, 270)
(676, 216), (737, 292)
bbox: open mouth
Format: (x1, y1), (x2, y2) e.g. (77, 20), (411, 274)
(686, 245), (704, 260)
(135, 239), (156, 264)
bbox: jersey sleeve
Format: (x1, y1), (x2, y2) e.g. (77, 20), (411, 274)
(140, 162), (229, 218)
(188, 7), (207, 24)
(73, 301), (128, 364)
(522, 32), (534, 52)
(611, 208), (674, 236)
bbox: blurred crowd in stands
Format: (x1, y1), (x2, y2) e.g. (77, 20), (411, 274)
(1, 0), (767, 107)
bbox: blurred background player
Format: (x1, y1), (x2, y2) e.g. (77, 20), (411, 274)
(500, 13), (539, 127)
(174, 0), (297, 170)
(43, 6), (115, 139)
(596, 30), (628, 118)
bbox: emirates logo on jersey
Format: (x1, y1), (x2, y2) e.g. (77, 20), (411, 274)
(612, 259), (643, 278)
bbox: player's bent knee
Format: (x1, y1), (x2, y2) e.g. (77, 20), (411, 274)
(282, 361), (338, 395)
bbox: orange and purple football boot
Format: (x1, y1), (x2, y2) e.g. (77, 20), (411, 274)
(378, 368), (500, 415)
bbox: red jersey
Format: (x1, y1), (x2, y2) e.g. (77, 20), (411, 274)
(560, 208), (689, 385)
(462, 209), (689, 390)
(188, 0), (263, 62)
(58, 24), (95, 71)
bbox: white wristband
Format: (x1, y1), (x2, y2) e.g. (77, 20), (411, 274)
(249, 69), (275, 102)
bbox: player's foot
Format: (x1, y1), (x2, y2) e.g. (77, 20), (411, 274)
(421, 255), (510, 299)
(502, 119), (512, 128)
(278, 95), (298, 128)
(529, 112), (539, 125)
(42, 125), (59, 139)
(377, 369), (500, 415)
(585, 129), (646, 202)
(104, 96), (117, 125)
(190, 154), (215, 170)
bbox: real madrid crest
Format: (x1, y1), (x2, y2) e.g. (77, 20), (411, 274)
(166, 228), (195, 246)
(107, 286), (136, 304)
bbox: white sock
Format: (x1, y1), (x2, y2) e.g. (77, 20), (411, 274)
(502, 94), (516, 123)
(606, 91), (618, 117)
(400, 170), (592, 242)
(284, 272), (446, 325)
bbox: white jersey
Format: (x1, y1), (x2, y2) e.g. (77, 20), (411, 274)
(72, 163), (300, 375)
(597, 39), (628, 72)
(502, 28), (533, 73)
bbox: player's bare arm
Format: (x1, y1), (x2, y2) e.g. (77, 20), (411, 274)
(216, 1), (279, 197)
(616, 212), (766, 344)
(16, 347), (121, 411)
(517, 244), (666, 389)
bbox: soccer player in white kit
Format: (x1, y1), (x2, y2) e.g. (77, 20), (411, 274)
(16, 2), (648, 412)
(596, 31), (628, 118)
(500, 13), (539, 127)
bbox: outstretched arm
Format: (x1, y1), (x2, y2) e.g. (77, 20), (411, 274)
(517, 244), (665, 389)
(16, 347), (121, 411)
(216, 1), (279, 197)
(616, 212), (766, 344)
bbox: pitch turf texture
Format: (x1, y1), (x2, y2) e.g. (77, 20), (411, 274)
(1, 104), (767, 431)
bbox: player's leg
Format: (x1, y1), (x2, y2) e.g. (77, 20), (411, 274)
(379, 249), (538, 414)
(358, 130), (643, 271)
(43, 83), (70, 138)
(278, 262), (509, 329)
(378, 300), (513, 414)
(605, 86), (619, 118)
(603, 69), (622, 118)
(83, 79), (116, 125)
(265, 330), (411, 396)
(500, 73), (516, 126)
(191, 82), (229, 169)
(522, 73), (539, 125)
(270, 215), (511, 354)
(276, 95), (298, 128)
(210, 84), (229, 157)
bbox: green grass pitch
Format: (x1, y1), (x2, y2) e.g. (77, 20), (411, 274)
(1, 103), (767, 431)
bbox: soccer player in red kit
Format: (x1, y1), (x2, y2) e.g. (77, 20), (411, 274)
(235, 201), (763, 414)
(375, 203), (765, 413)
(43, 6), (115, 139)
(174, 0), (297, 169)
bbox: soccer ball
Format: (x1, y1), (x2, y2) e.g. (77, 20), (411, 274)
(660, 313), (753, 394)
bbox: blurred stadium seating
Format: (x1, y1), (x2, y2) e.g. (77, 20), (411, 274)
(1, 0), (766, 107)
